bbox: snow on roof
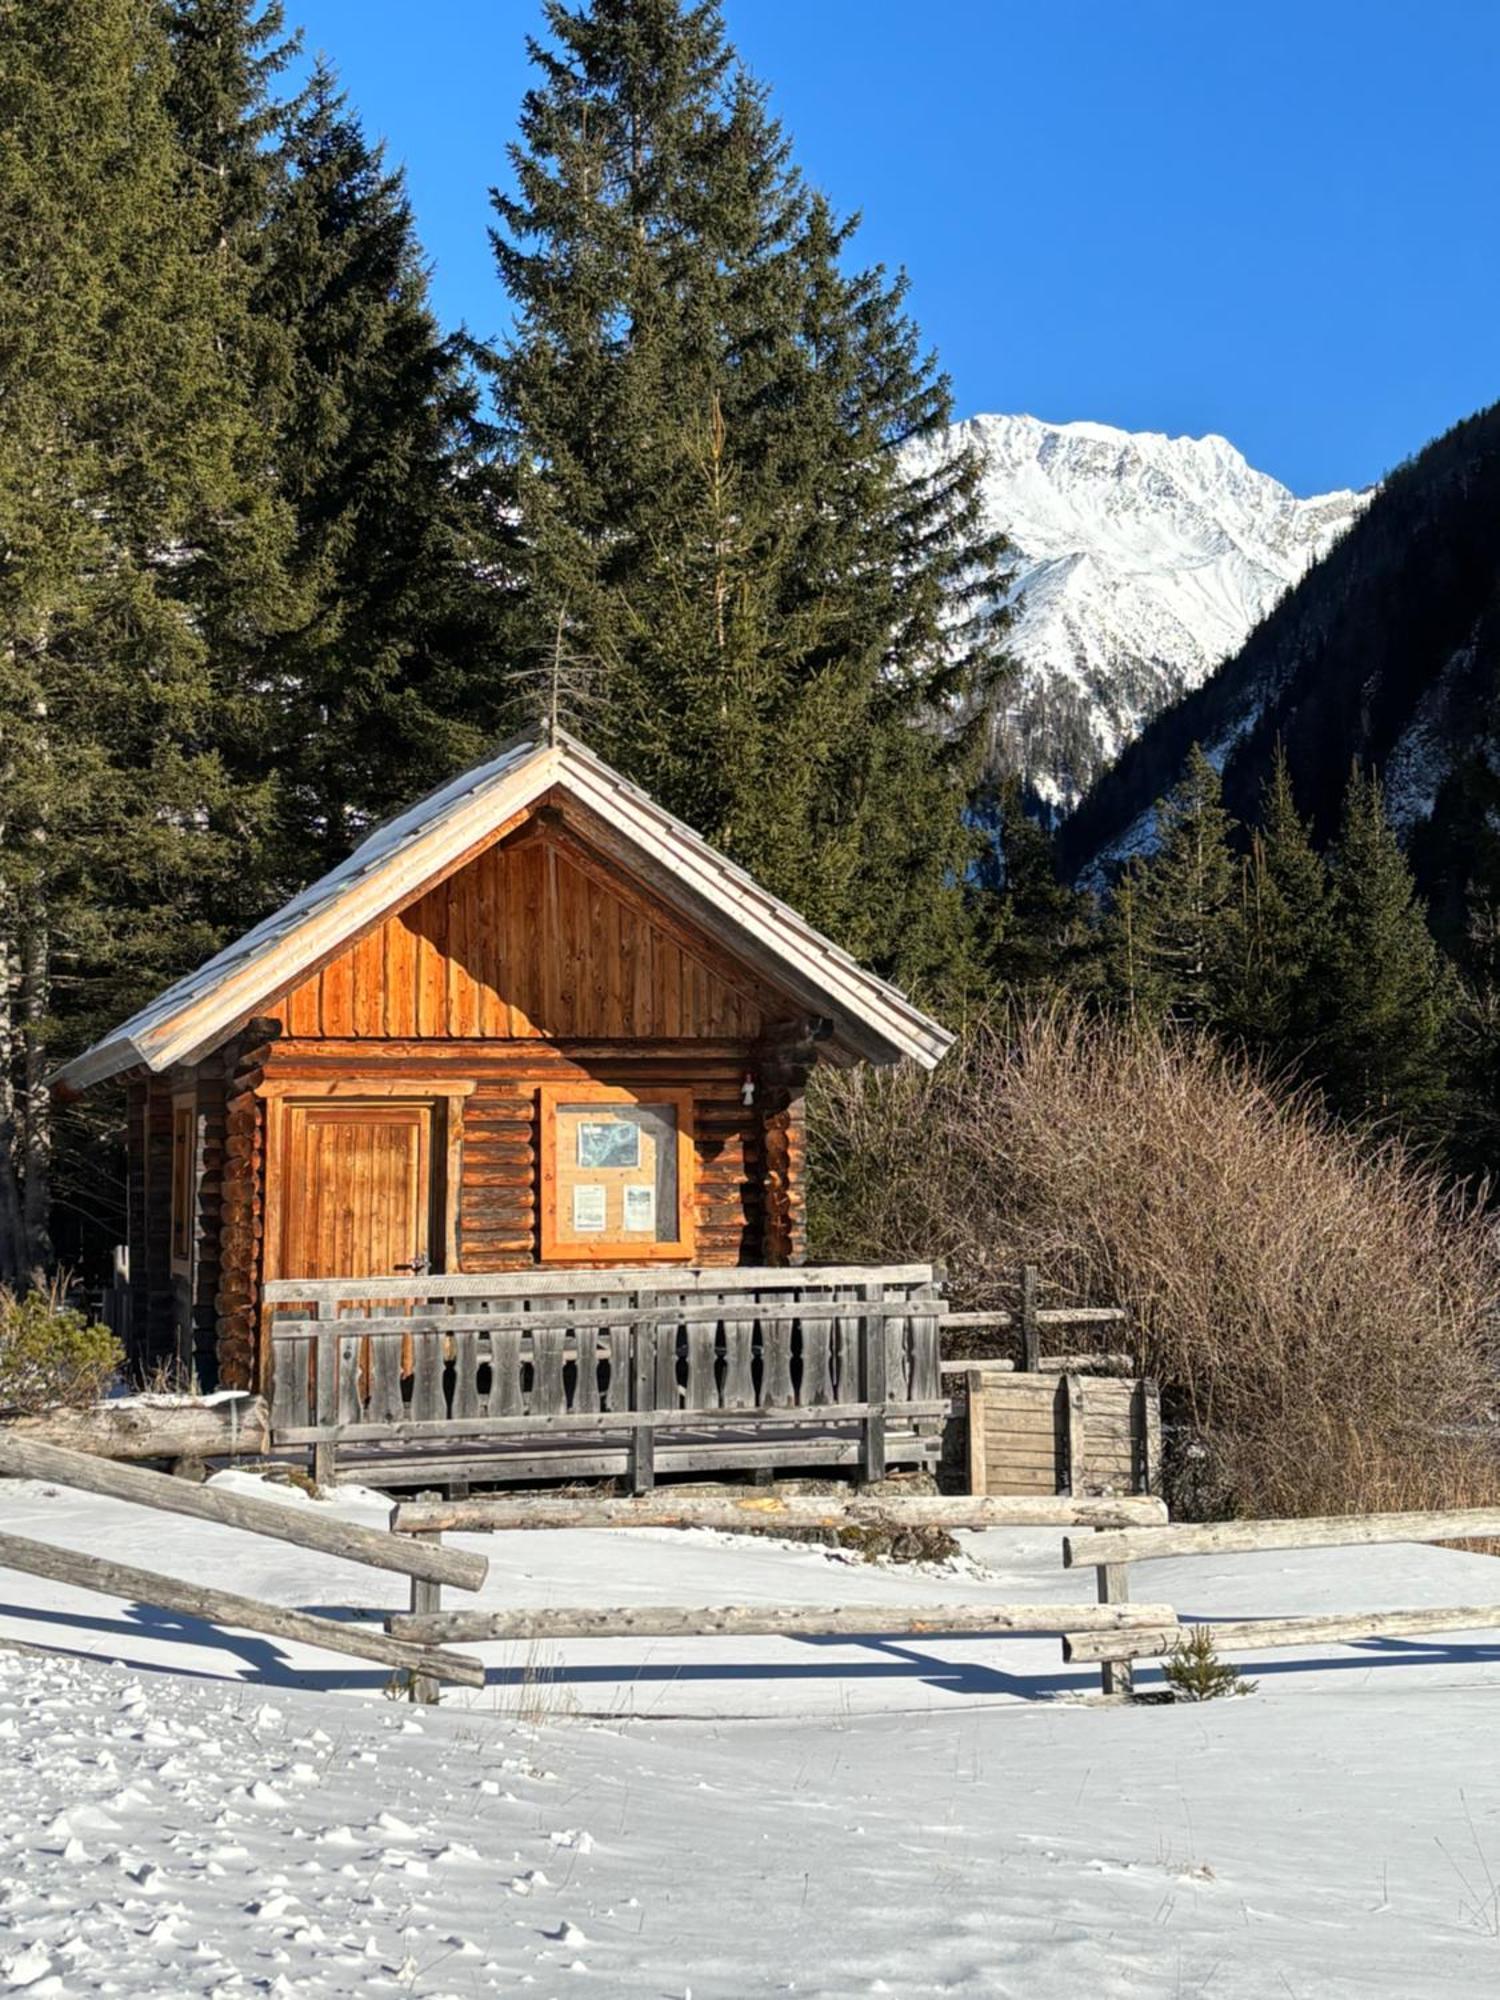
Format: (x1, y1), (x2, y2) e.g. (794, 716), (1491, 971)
(55, 731), (953, 1089)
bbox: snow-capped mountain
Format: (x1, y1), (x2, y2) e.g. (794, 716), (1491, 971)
(922, 413), (1370, 807)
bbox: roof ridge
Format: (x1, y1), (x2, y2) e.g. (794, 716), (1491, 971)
(54, 734), (951, 1091)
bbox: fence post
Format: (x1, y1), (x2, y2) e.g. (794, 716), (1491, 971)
(1094, 1529), (1133, 1698)
(965, 1369), (988, 1495)
(408, 1490), (445, 1706)
(1137, 1377), (1161, 1495)
(312, 1310), (338, 1488)
(862, 1284), (887, 1484)
(1019, 1265), (1040, 1373)
(629, 1327), (656, 1494)
(1065, 1373), (1088, 1496)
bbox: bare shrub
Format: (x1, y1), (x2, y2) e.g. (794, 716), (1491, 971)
(809, 1006), (1500, 1517)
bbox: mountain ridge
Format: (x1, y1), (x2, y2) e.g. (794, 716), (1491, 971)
(919, 412), (1370, 805)
(1054, 400), (1500, 943)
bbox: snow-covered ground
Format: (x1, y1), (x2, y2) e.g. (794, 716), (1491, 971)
(3, 1471), (1500, 1995)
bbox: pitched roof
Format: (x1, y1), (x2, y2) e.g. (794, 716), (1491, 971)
(55, 731), (953, 1090)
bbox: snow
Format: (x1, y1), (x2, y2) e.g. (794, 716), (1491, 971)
(1383, 641), (1480, 836)
(2, 1472), (1500, 1993)
(913, 413), (1371, 806)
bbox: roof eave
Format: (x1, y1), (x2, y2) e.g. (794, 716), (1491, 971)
(51, 1036), (146, 1094)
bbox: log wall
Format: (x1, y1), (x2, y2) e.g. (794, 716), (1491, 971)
(242, 1041), (766, 1276)
(216, 1028), (273, 1391)
(137, 808), (835, 1384)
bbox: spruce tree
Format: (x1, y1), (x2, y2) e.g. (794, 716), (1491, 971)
(0, 0), (292, 1277)
(1449, 898), (1500, 1181)
(1105, 746), (1237, 1023)
(489, 0), (1011, 990)
(1218, 748), (1329, 1064)
(246, 62), (510, 879)
(1316, 765), (1455, 1133)
(975, 779), (1098, 999)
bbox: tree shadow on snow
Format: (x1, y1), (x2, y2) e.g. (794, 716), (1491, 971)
(0, 1597), (397, 1692)
(5, 1594), (1500, 1704)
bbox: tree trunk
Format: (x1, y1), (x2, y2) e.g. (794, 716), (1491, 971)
(0, 913), (26, 1287)
(21, 916), (51, 1273)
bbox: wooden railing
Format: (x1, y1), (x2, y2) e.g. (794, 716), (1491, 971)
(0, 1434), (487, 1688)
(385, 1489), (1170, 1702)
(1062, 1506), (1500, 1694)
(264, 1264), (946, 1489)
(937, 1264), (1130, 1372)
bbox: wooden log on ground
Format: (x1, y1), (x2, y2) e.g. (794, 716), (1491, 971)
(392, 1598), (1181, 1645)
(393, 1492), (1170, 1536)
(0, 1435), (487, 1591)
(2, 1394), (269, 1462)
(1066, 1507), (1500, 1572)
(0, 1529), (485, 1686)
(1064, 1602), (1500, 1664)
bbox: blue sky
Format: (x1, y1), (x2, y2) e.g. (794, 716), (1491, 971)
(289, 0), (1499, 496)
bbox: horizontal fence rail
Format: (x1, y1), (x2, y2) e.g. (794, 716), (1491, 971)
(380, 1488), (1173, 1701)
(0, 1435), (487, 1590)
(0, 1435), (488, 1691)
(392, 1599), (1180, 1646)
(264, 1264), (947, 1489)
(1065, 1507), (1500, 1572)
(1065, 1604), (1500, 1666)
(1062, 1504), (1500, 1692)
(0, 1528), (484, 1688)
(391, 1493), (1170, 1535)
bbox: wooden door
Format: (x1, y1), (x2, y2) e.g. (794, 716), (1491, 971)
(279, 1101), (435, 1280)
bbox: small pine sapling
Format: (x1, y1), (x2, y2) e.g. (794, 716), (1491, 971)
(1162, 1625), (1257, 1702)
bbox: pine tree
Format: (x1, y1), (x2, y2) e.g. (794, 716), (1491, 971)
(0, 0), (292, 1278)
(1316, 765), (1455, 1133)
(1105, 746), (1237, 1023)
(246, 62), (510, 880)
(1448, 898), (1500, 1181)
(974, 779), (1098, 999)
(1217, 748), (1329, 1064)
(488, 0), (1012, 990)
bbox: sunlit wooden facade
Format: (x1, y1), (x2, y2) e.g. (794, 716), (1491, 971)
(60, 735), (952, 1402)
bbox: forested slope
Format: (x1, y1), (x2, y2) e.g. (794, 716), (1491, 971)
(1058, 401), (1500, 946)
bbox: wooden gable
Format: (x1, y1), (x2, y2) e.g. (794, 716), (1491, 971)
(271, 811), (781, 1042)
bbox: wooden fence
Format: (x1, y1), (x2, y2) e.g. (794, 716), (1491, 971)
(1062, 1506), (1500, 1693)
(264, 1264), (946, 1490)
(384, 1489), (1170, 1702)
(937, 1270), (1156, 1500)
(963, 1367), (1160, 1499)
(0, 1434), (487, 1689)
(938, 1264), (1130, 1373)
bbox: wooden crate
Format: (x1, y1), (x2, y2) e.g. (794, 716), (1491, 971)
(966, 1366), (1160, 1497)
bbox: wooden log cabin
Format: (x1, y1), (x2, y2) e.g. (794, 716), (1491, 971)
(57, 733), (954, 1487)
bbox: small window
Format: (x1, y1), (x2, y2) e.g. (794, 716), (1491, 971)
(171, 1103), (195, 1265)
(539, 1085), (694, 1261)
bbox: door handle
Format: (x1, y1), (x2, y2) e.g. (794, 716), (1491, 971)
(393, 1255), (430, 1275)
